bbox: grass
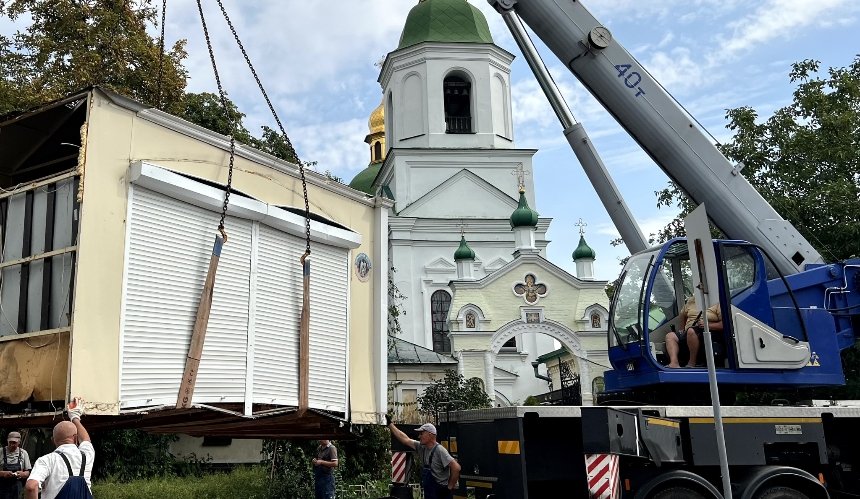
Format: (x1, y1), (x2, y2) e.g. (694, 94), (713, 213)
(92, 466), (272, 499)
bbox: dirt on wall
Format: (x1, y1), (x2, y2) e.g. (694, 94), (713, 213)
(0, 333), (69, 405)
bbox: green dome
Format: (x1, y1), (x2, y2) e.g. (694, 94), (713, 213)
(572, 235), (596, 260)
(398, 0), (494, 50)
(348, 163), (382, 195)
(454, 235), (476, 261)
(510, 191), (539, 228)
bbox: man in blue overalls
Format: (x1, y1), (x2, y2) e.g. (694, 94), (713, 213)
(0, 432), (31, 499)
(388, 420), (461, 499)
(312, 440), (338, 499)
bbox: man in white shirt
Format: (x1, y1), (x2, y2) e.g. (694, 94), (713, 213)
(25, 399), (94, 499)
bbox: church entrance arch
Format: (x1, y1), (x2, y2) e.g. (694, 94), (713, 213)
(487, 319), (591, 405)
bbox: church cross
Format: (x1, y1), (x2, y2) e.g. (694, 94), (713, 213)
(510, 163), (530, 192)
(575, 218), (587, 236)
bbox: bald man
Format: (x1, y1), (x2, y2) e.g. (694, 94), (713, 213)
(25, 400), (93, 499)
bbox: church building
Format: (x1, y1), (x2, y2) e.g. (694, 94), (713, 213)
(349, 0), (609, 413)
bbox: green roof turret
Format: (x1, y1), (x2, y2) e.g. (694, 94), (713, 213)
(510, 190), (539, 228)
(348, 163), (382, 195)
(454, 235), (476, 261)
(572, 235), (596, 260)
(398, 0), (494, 50)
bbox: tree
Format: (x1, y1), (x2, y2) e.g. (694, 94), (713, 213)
(417, 370), (492, 419)
(654, 57), (860, 258)
(0, 0), (188, 115)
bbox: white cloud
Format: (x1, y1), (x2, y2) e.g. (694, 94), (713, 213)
(718, 0), (854, 59)
(290, 118), (369, 178)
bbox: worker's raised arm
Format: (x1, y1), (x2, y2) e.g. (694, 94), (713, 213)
(387, 418), (414, 448)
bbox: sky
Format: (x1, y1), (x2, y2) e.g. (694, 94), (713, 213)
(3, 0), (858, 281)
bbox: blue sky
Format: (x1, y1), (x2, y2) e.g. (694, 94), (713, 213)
(4, 0), (858, 281)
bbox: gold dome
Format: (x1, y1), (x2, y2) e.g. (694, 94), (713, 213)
(368, 100), (384, 134)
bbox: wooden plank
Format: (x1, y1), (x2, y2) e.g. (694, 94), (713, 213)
(298, 255), (310, 415)
(176, 235), (223, 409)
(0, 246), (77, 271)
(0, 170), (78, 201)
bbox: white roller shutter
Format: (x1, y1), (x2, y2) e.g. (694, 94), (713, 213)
(253, 225), (302, 405)
(252, 226), (349, 412)
(121, 186), (251, 408)
(120, 178), (351, 414)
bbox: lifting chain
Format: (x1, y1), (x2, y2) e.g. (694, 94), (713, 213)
(156, 0), (167, 108)
(211, 0), (310, 257)
(195, 0), (236, 243)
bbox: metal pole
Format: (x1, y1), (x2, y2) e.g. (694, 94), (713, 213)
(497, 8), (649, 254)
(693, 239), (732, 499)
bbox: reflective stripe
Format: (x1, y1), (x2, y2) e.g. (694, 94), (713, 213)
(497, 440), (520, 454)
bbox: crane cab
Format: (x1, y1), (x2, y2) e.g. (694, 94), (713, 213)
(602, 238), (846, 399)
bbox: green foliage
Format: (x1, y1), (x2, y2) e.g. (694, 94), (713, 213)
(261, 439), (315, 498)
(0, 0), (188, 116)
(337, 425), (390, 484)
(180, 92), (253, 143)
(719, 57), (860, 261)
(523, 395), (540, 406)
(92, 466), (270, 499)
(252, 125), (300, 164)
(180, 93), (300, 164)
(92, 429), (177, 482)
(388, 266), (407, 337)
(417, 370), (493, 418)
(654, 57), (860, 257)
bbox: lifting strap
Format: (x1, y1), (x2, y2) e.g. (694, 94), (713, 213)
(176, 0), (236, 409)
(210, 0), (312, 415)
(175, 0), (312, 412)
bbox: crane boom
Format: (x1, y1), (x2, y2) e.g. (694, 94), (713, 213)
(489, 0), (824, 275)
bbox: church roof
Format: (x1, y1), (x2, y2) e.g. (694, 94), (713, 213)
(348, 162), (381, 195)
(368, 100), (384, 135)
(398, 0), (494, 50)
(572, 235), (596, 260)
(510, 190), (539, 228)
(388, 336), (458, 364)
(454, 235), (476, 261)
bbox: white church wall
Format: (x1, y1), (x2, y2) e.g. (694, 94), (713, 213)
(381, 43), (515, 150)
(401, 72), (426, 141)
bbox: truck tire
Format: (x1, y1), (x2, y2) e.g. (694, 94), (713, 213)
(754, 487), (809, 499)
(651, 487), (707, 499)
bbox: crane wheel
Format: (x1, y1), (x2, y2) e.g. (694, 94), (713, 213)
(753, 487), (810, 499)
(650, 486), (707, 499)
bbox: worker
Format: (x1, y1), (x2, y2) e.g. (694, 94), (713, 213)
(25, 398), (94, 499)
(387, 417), (461, 499)
(312, 439), (338, 499)
(666, 295), (723, 368)
(1, 431), (31, 499)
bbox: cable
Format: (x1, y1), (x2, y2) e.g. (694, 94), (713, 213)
(156, 0), (167, 108)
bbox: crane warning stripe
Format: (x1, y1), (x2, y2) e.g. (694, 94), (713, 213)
(585, 454), (619, 499)
(392, 452), (408, 483)
(497, 440), (521, 454)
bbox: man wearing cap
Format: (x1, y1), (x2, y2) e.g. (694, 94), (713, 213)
(387, 419), (461, 499)
(1, 431), (31, 499)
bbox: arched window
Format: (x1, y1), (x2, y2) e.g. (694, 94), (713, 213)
(443, 75), (472, 134)
(373, 141), (382, 162)
(430, 290), (452, 353)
